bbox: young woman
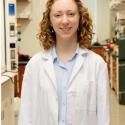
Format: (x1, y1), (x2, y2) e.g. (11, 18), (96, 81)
(18, 0), (110, 125)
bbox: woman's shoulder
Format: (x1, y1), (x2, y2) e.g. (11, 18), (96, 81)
(88, 49), (107, 66)
(81, 48), (106, 65)
(29, 51), (43, 63)
(26, 50), (51, 67)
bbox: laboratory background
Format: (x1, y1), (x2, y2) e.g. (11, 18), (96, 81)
(0, 0), (125, 125)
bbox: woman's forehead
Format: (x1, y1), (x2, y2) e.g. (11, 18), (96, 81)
(50, 0), (78, 12)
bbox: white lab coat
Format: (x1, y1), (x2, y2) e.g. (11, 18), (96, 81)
(18, 48), (110, 125)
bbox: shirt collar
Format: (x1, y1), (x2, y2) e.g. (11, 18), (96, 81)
(51, 44), (80, 63)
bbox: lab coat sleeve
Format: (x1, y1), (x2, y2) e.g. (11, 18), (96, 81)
(18, 63), (32, 125)
(96, 62), (110, 125)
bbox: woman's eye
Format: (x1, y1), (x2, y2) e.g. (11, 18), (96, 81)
(68, 13), (75, 16)
(54, 14), (61, 17)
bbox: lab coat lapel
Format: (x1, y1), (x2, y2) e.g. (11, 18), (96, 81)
(42, 50), (57, 91)
(68, 48), (88, 87)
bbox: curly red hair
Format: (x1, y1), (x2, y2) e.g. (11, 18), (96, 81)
(38, 0), (93, 50)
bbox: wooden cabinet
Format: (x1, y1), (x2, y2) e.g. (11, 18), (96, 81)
(110, 54), (118, 92)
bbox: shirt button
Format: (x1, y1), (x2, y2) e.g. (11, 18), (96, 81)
(63, 102), (65, 106)
(62, 120), (65, 122)
(64, 86), (67, 89)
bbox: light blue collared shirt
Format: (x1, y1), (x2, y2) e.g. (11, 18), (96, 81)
(51, 46), (79, 125)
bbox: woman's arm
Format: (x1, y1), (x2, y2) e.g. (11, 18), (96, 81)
(96, 62), (110, 125)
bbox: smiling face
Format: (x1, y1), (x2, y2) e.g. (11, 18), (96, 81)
(50, 0), (80, 41)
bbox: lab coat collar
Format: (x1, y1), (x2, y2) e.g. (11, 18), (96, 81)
(41, 49), (52, 60)
(41, 47), (90, 90)
(68, 48), (89, 86)
(41, 47), (89, 60)
(79, 47), (89, 56)
(40, 49), (57, 91)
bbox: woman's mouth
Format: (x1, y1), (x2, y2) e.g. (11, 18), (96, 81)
(60, 27), (72, 32)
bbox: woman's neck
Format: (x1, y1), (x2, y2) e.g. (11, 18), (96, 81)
(55, 37), (78, 63)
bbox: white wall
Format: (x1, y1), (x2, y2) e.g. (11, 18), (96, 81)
(0, 0), (6, 72)
(83, 0), (111, 43)
(18, 0), (46, 56)
(96, 0), (111, 43)
(83, 0), (97, 43)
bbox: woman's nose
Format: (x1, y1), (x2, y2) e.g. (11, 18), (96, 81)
(62, 15), (68, 24)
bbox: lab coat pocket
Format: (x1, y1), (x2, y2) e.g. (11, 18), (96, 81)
(75, 80), (96, 112)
